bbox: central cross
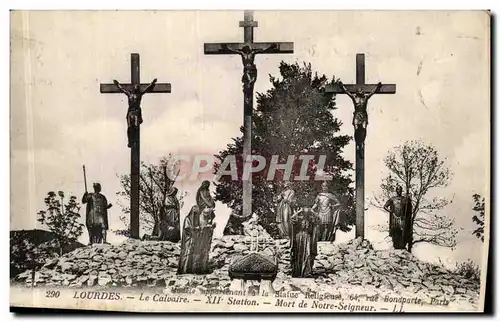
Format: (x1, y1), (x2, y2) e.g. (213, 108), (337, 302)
(326, 53), (396, 239)
(100, 53), (172, 239)
(204, 11), (294, 218)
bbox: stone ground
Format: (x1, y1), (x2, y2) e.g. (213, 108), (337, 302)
(13, 235), (480, 310)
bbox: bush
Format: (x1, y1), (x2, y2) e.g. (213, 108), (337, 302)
(37, 191), (85, 255)
(454, 259), (481, 283)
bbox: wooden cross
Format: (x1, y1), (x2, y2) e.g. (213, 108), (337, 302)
(100, 53), (172, 239)
(204, 11), (294, 219)
(326, 53), (396, 239)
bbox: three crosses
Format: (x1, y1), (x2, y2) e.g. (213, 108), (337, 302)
(99, 11), (396, 240)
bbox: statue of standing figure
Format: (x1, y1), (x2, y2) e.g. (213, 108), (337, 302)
(290, 207), (320, 278)
(159, 186), (181, 242)
(311, 181), (342, 242)
(338, 81), (382, 150)
(178, 181), (217, 275)
(82, 182), (112, 245)
(113, 78), (157, 148)
(383, 185), (413, 251)
(275, 181), (296, 239)
(196, 180), (215, 212)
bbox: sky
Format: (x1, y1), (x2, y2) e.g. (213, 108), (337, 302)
(10, 10), (490, 268)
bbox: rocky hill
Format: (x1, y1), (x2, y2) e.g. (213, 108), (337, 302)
(10, 229), (84, 278)
(13, 236), (480, 309)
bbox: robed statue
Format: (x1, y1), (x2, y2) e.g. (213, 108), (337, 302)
(196, 180), (215, 212)
(113, 78), (157, 148)
(82, 182), (112, 245)
(290, 207), (320, 278)
(196, 207), (216, 272)
(177, 205), (216, 275)
(338, 81), (382, 150)
(159, 187), (181, 242)
(383, 185), (413, 251)
(275, 181), (296, 239)
(311, 181), (342, 242)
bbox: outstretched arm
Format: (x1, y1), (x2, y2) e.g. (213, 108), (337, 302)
(254, 43), (278, 54)
(141, 78), (157, 94)
(113, 80), (130, 95)
(338, 81), (355, 100)
(367, 82), (382, 99)
(221, 44), (243, 55)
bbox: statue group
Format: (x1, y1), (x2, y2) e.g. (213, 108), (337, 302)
(274, 181), (342, 277)
(81, 175), (412, 278)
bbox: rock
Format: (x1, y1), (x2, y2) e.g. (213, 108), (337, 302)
(233, 244), (249, 252)
(75, 251), (88, 259)
(442, 285), (454, 295)
(118, 251), (127, 260)
(92, 254), (103, 262)
(354, 262), (364, 269)
(422, 281), (433, 289)
(87, 275), (97, 286)
(60, 261), (74, 273)
(44, 258), (59, 269)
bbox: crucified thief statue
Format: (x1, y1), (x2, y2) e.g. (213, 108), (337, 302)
(338, 81), (382, 150)
(113, 78), (157, 147)
(222, 43), (277, 102)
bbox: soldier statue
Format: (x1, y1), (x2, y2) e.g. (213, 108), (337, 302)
(383, 185), (413, 251)
(82, 182), (112, 245)
(113, 78), (157, 148)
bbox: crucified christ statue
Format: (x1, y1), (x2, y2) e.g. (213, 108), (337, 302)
(113, 78), (157, 147)
(338, 81), (382, 149)
(222, 43), (278, 96)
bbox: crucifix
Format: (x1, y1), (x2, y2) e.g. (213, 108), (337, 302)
(326, 53), (396, 239)
(204, 11), (294, 219)
(100, 53), (172, 239)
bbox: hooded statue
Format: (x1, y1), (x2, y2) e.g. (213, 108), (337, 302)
(160, 186), (181, 242)
(275, 181), (296, 239)
(196, 180), (215, 212)
(290, 207), (320, 278)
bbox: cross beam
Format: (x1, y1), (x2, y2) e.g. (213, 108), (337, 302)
(326, 53), (396, 240)
(204, 42), (294, 55)
(325, 54), (396, 94)
(204, 11), (294, 222)
(100, 54), (172, 94)
(99, 53), (171, 239)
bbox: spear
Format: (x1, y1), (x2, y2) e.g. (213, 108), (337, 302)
(83, 165), (88, 193)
